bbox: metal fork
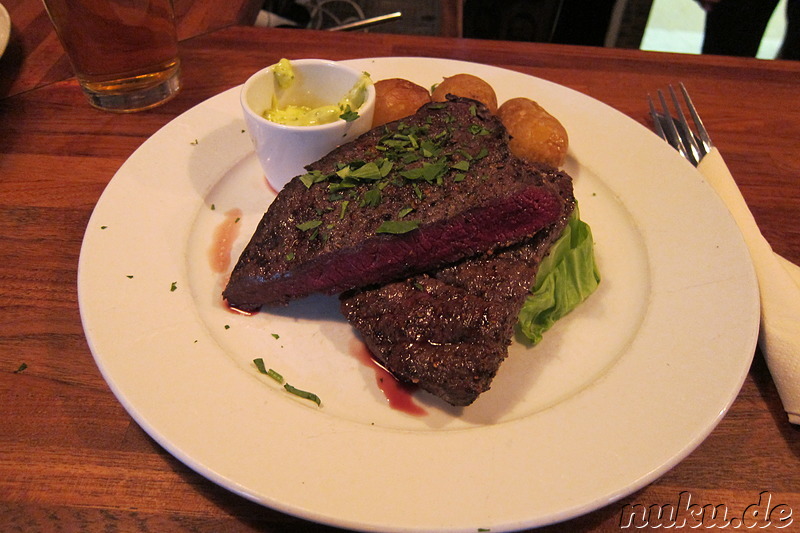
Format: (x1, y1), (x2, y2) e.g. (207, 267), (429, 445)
(648, 82), (712, 167)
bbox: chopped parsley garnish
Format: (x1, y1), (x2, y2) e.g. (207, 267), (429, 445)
(379, 159), (394, 176)
(360, 188), (381, 207)
(14, 363), (28, 374)
(398, 206), (414, 218)
(328, 181), (356, 193)
(451, 160), (470, 172)
(288, 103), (496, 243)
(341, 161), (382, 181)
(469, 124), (491, 136)
(376, 220), (420, 234)
(170, 281), (177, 292)
(399, 160), (448, 182)
(254, 359), (285, 383)
(253, 359), (321, 406)
(339, 105), (359, 122)
(420, 139), (441, 158)
(296, 220), (322, 232)
(253, 357), (268, 374)
(402, 153), (420, 165)
(284, 383), (322, 406)
(300, 170), (329, 189)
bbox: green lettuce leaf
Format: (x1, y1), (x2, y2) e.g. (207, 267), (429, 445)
(517, 207), (600, 344)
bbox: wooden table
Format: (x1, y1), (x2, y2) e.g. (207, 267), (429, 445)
(2, 8), (799, 532)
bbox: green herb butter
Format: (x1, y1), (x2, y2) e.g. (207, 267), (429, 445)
(263, 59), (372, 127)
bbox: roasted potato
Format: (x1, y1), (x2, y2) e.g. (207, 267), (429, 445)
(372, 78), (432, 127)
(497, 97), (568, 168)
(431, 74), (498, 113)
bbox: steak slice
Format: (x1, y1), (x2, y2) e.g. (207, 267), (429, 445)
(223, 97), (565, 310)
(340, 165), (575, 406)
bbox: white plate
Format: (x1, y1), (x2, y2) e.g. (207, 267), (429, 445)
(0, 3), (10, 59)
(78, 58), (759, 532)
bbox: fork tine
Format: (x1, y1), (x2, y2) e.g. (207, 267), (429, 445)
(648, 83), (713, 167)
(648, 95), (667, 141)
(656, 89), (694, 165)
(668, 85), (703, 165)
(678, 82), (713, 154)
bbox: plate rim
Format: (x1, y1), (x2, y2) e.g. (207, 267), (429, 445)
(0, 2), (11, 59)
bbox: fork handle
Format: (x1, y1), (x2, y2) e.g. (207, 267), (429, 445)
(698, 148), (800, 424)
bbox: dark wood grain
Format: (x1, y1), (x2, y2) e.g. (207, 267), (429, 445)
(1, 18), (799, 533)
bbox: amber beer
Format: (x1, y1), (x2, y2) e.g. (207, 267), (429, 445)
(43, 0), (181, 112)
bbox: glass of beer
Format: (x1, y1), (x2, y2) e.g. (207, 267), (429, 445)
(42, 0), (181, 112)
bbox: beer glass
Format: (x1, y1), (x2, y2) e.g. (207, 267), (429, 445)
(42, 0), (181, 112)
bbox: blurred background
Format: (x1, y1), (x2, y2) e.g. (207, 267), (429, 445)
(256, 0), (789, 60)
(641, 0), (787, 58)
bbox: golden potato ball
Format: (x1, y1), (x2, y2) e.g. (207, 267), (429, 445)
(497, 97), (569, 168)
(372, 78), (432, 127)
(431, 74), (498, 113)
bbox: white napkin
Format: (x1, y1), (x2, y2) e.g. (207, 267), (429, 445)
(697, 148), (800, 424)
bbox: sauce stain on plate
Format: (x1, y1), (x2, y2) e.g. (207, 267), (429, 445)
(350, 337), (427, 417)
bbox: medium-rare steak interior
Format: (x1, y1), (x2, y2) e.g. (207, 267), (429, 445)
(223, 97), (566, 311)
(341, 164), (575, 406)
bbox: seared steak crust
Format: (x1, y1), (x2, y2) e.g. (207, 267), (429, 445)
(223, 97), (565, 310)
(340, 165), (575, 406)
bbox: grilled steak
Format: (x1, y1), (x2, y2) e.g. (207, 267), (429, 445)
(224, 97), (566, 310)
(340, 165), (575, 406)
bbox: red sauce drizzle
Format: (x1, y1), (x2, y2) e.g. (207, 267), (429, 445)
(349, 338), (427, 417)
(227, 304), (255, 316)
(208, 207), (257, 315)
(265, 177), (279, 196)
(209, 208), (243, 274)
